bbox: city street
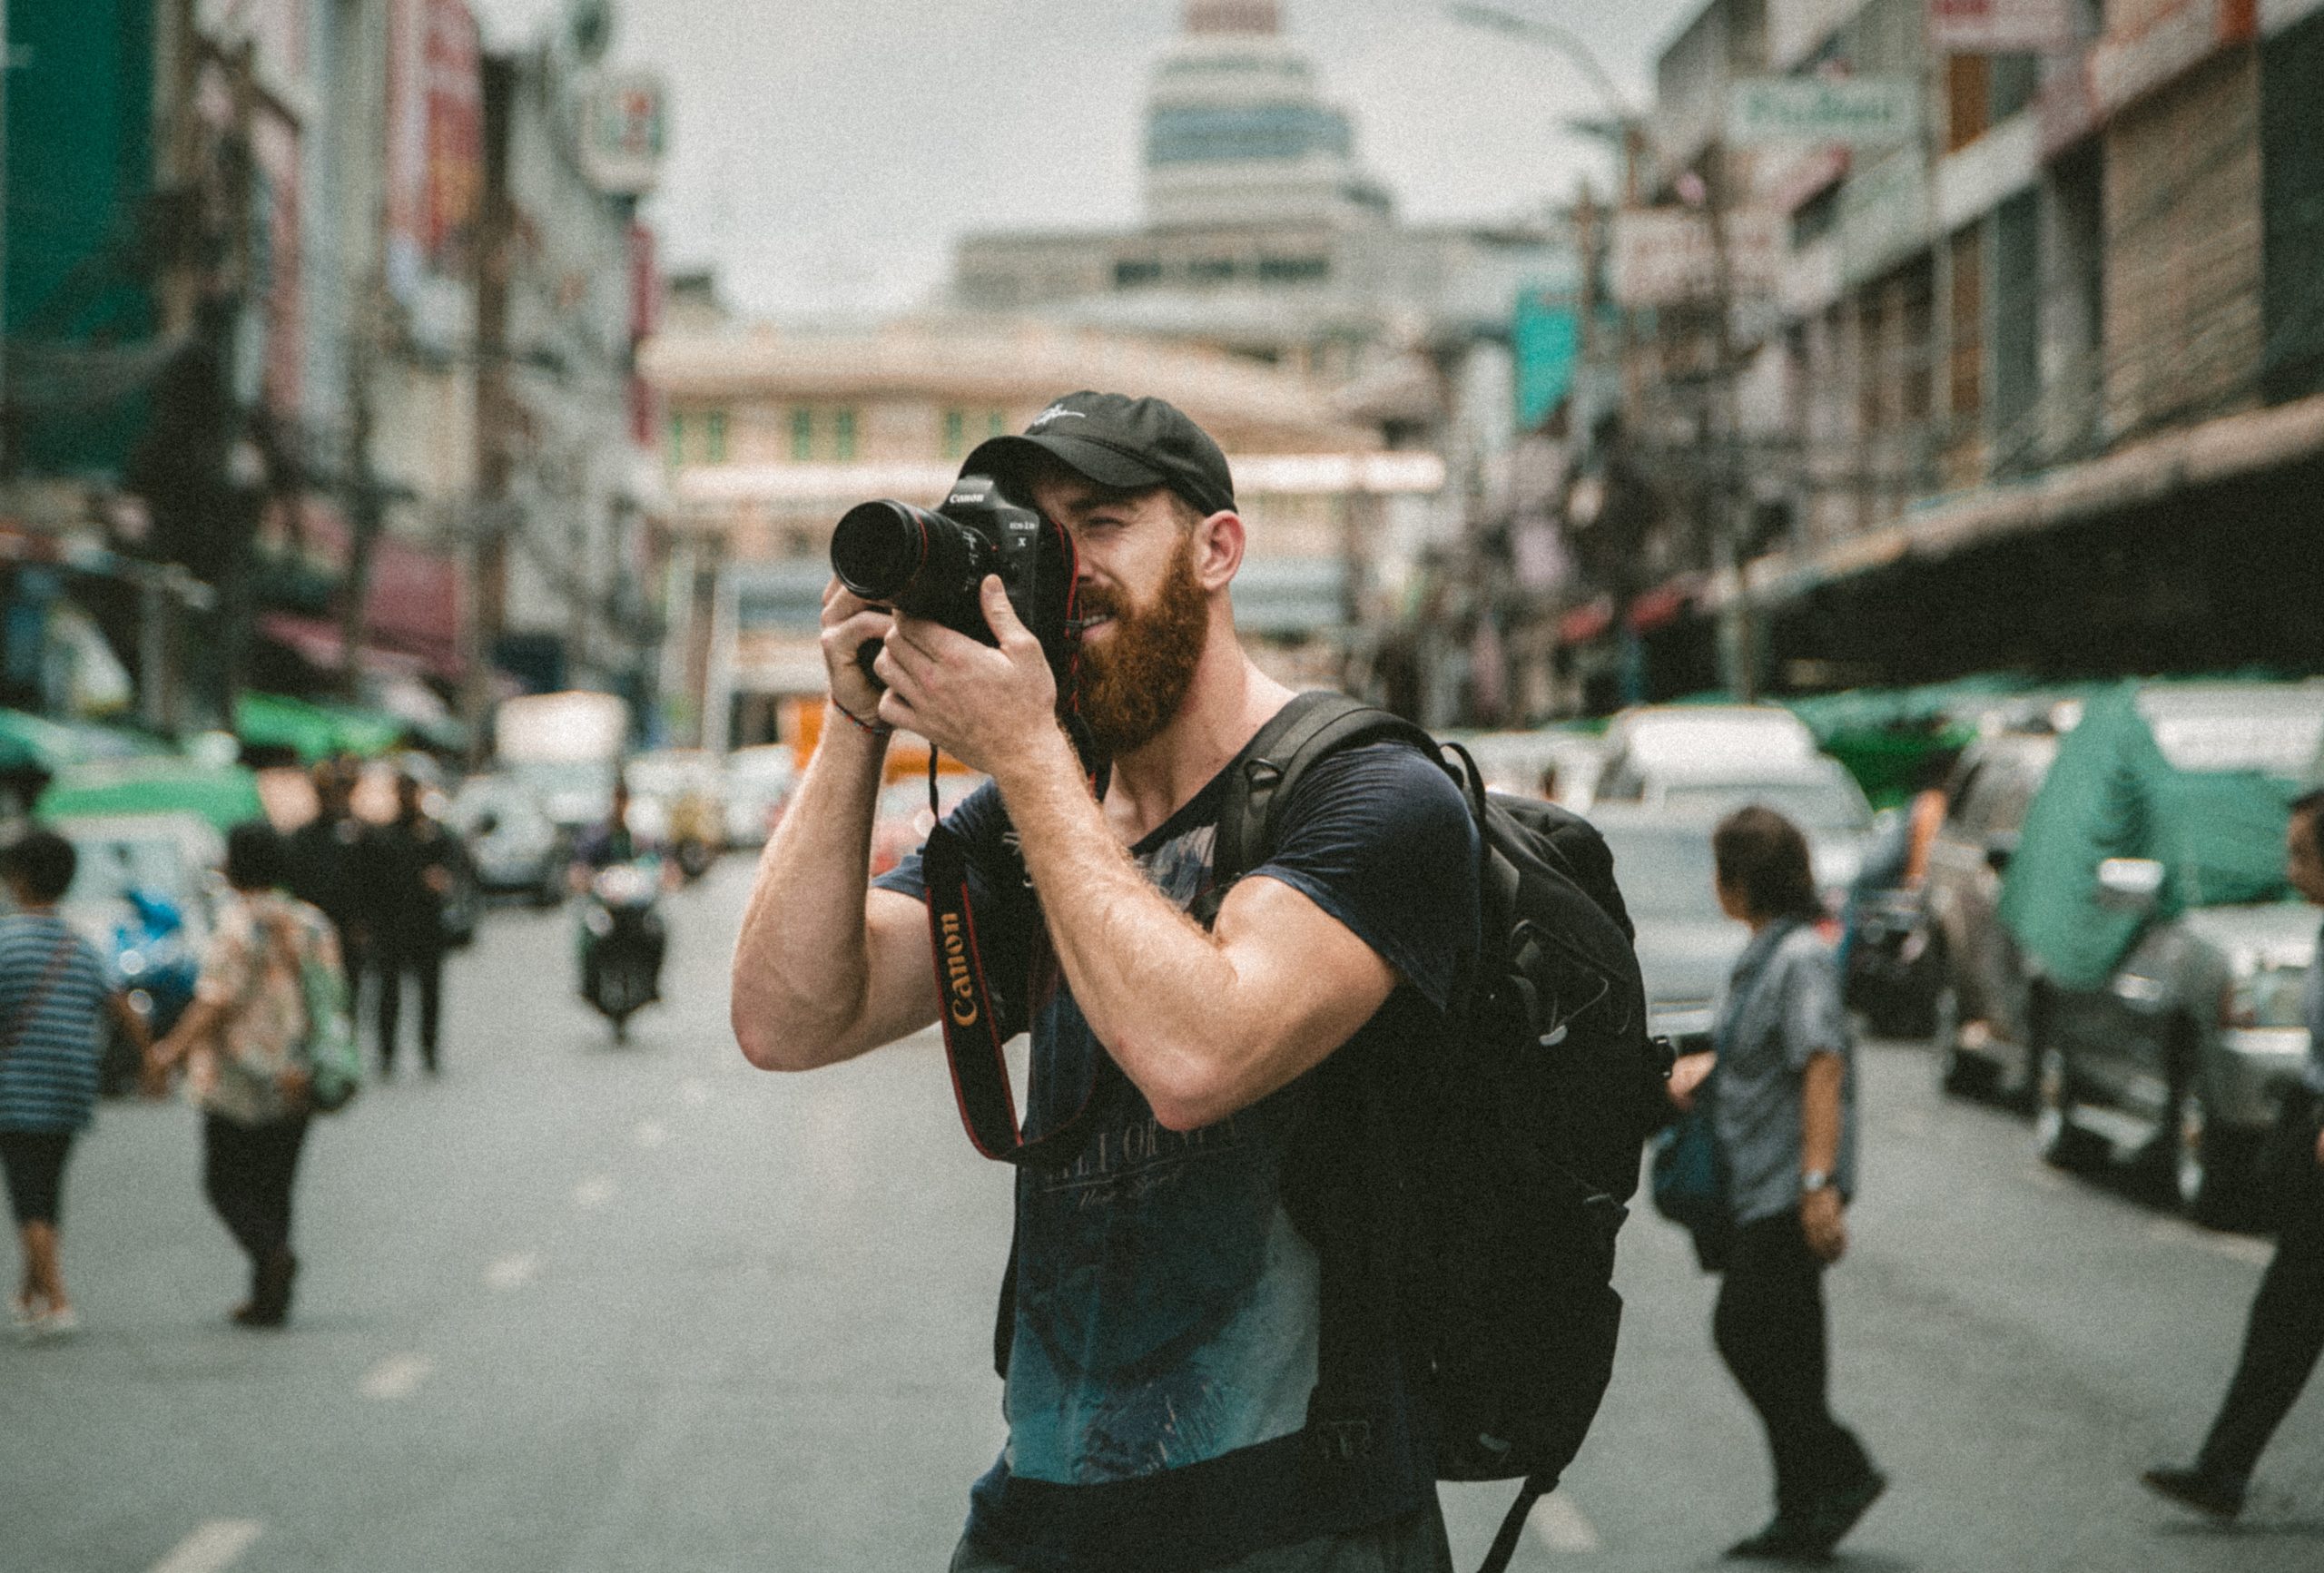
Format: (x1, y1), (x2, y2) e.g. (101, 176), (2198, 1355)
(6, 860), (2322, 1573)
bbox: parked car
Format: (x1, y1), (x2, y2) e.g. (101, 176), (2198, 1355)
(448, 774), (568, 908)
(2016, 682), (2324, 1219)
(724, 745), (798, 848)
(1923, 728), (2061, 1101)
(1448, 728), (1605, 810)
(45, 811), (222, 1096)
(1592, 807), (1748, 1057)
(1600, 754), (1876, 910)
(1594, 704), (1818, 801)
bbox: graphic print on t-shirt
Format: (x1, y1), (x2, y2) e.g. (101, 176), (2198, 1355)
(1001, 815), (1324, 1484)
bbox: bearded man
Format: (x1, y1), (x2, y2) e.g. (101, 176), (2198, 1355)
(731, 392), (1476, 1573)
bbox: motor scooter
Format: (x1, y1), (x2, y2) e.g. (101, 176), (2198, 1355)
(578, 861), (665, 1042)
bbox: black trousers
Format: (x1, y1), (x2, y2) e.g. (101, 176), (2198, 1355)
(2195, 1119), (2324, 1489)
(375, 943), (444, 1069)
(1714, 1210), (1876, 1520)
(202, 1113), (310, 1266)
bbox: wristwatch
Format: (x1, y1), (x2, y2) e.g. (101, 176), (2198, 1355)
(1800, 1169), (1834, 1194)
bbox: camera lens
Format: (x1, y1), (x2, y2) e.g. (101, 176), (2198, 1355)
(831, 501), (932, 604)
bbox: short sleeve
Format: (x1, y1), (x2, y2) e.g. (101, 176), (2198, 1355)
(873, 780), (1016, 906)
(1778, 939), (1851, 1070)
(1246, 742), (1479, 1013)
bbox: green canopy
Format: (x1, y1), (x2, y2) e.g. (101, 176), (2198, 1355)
(234, 693), (404, 762)
(1997, 684), (2301, 991)
(36, 755), (264, 833)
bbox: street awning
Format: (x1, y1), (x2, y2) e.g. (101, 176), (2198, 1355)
(1705, 389), (2324, 611)
(234, 693), (406, 762)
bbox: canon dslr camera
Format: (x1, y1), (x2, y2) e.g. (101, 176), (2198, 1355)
(830, 475), (1078, 689)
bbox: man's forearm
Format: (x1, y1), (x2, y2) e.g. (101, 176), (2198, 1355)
(730, 709), (890, 1067)
(990, 726), (1256, 1127)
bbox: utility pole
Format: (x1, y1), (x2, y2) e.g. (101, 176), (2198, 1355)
(340, 272), (385, 702)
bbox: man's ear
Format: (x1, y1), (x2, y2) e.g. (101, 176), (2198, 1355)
(1196, 509), (1245, 592)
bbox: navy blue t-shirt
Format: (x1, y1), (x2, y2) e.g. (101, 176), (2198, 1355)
(877, 731), (1478, 1573)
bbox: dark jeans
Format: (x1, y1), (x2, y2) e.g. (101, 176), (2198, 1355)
(2195, 1120), (2324, 1489)
(375, 943), (444, 1069)
(1714, 1210), (1876, 1521)
(202, 1113), (310, 1266)
(948, 1504), (1452, 1573)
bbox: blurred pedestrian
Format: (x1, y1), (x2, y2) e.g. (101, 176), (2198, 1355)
(1705, 805), (1886, 1560)
(366, 768), (466, 1077)
(149, 822), (342, 1329)
(286, 756), (371, 1003)
(2142, 787), (2324, 1521)
(0, 831), (144, 1339)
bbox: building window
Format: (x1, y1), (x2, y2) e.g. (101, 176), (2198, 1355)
(704, 409), (729, 465)
(1257, 255), (1329, 284)
(834, 408), (858, 461)
(1188, 257), (1237, 284)
(791, 408), (813, 461)
(1115, 259), (1164, 289)
(943, 408), (967, 459)
(666, 411), (685, 469)
(988, 409), (1007, 439)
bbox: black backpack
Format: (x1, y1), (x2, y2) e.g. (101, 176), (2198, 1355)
(1197, 693), (1670, 1573)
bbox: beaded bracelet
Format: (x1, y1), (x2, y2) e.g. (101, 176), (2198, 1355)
(832, 698), (893, 739)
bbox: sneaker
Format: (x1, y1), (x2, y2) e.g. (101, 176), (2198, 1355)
(1800, 1469), (1887, 1557)
(9, 1292), (39, 1328)
(2141, 1465), (2243, 1522)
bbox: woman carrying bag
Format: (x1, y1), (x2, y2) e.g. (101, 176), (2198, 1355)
(149, 822), (351, 1329)
(1695, 806), (1886, 1562)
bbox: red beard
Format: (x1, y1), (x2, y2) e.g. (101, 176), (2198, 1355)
(1073, 532), (1208, 758)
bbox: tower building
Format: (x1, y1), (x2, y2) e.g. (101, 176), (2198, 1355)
(1144, 0), (1390, 230)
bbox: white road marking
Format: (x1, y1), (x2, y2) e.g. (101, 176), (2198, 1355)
(484, 1253), (542, 1291)
(574, 1175), (615, 1210)
(677, 1078), (711, 1107)
(150, 1521), (262, 1573)
(635, 1118), (670, 1149)
(2146, 1217), (2272, 1265)
(359, 1353), (436, 1401)
(1529, 1491), (1601, 1554)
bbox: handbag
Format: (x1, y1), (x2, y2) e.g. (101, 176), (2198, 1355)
(1650, 1073), (1731, 1272)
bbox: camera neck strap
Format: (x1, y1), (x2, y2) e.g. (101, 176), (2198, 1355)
(922, 742), (1108, 1167)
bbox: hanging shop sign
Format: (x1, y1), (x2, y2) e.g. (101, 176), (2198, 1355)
(1726, 75), (1920, 146)
(1610, 208), (1786, 307)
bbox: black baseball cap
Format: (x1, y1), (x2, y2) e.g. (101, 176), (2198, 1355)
(962, 391), (1236, 518)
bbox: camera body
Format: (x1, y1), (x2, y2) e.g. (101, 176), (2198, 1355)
(830, 475), (1079, 693)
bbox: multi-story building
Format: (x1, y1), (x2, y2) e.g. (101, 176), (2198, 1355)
(472, 6), (666, 716)
(641, 309), (1439, 749)
(1568, 0), (2324, 700)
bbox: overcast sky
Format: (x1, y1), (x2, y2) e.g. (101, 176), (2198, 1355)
(474, 0), (1706, 322)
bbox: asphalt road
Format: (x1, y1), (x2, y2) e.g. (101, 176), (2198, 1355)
(5, 856), (2320, 1572)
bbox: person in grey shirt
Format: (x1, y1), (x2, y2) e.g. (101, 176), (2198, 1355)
(1691, 806), (1885, 1560)
(2143, 787), (2324, 1521)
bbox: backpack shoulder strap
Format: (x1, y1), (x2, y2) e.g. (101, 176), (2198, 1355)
(1200, 693), (1442, 923)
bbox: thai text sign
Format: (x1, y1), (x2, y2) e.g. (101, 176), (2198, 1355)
(1611, 209), (1785, 307)
(1726, 76), (1919, 146)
